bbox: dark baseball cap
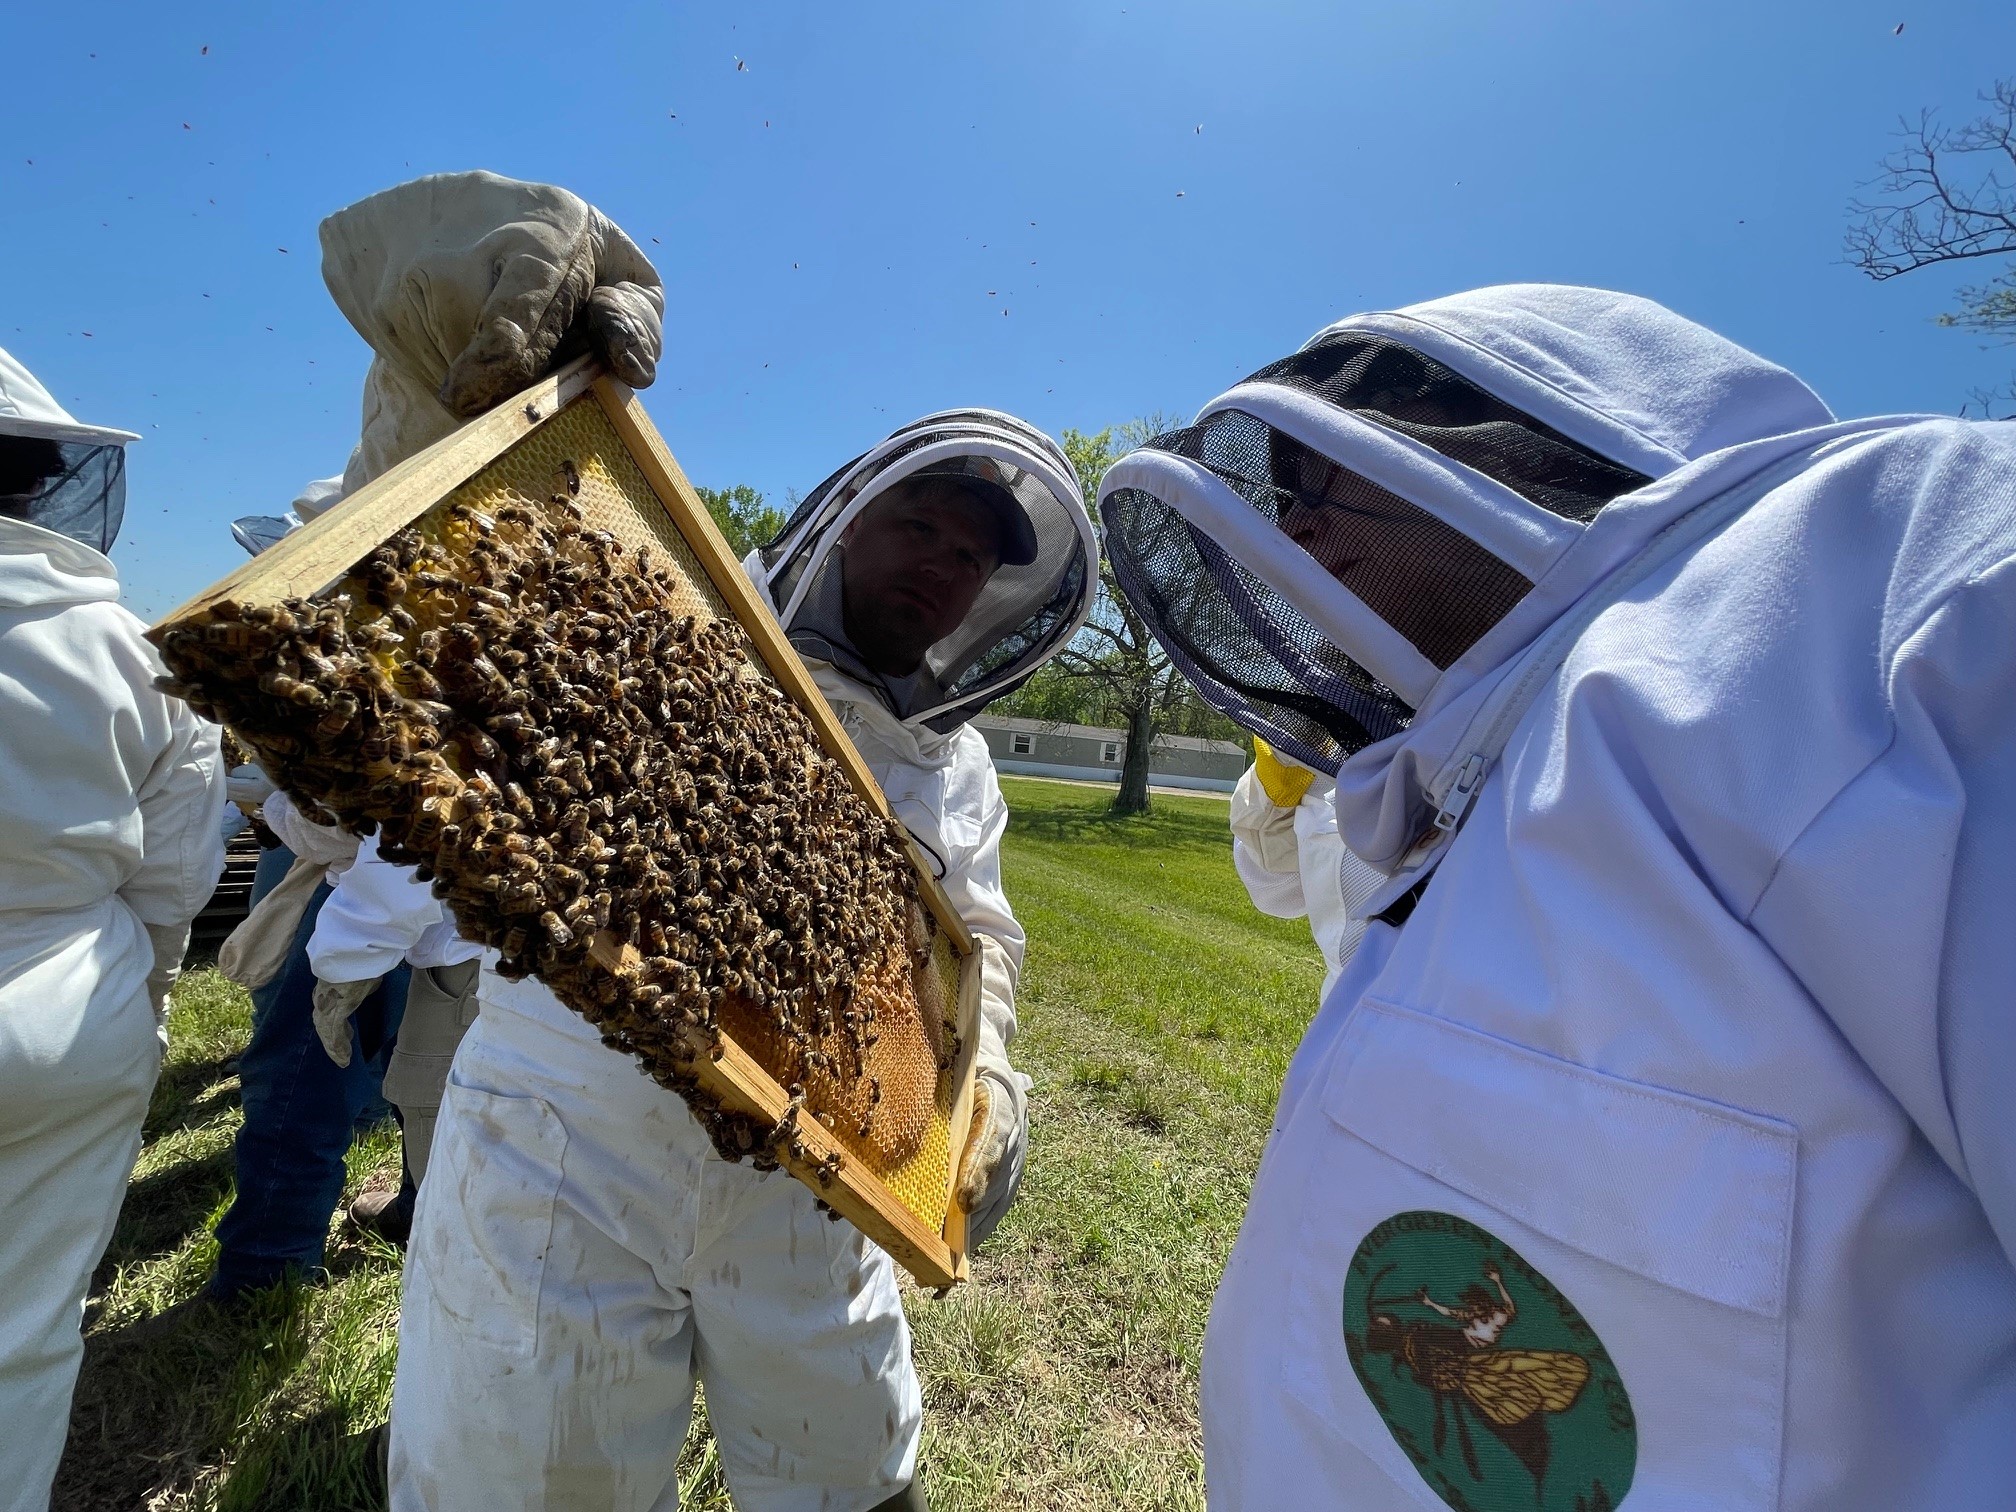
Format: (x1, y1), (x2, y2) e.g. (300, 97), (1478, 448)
(905, 459), (1041, 567)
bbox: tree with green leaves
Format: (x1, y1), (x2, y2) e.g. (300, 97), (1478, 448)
(1848, 80), (2016, 417)
(694, 484), (787, 559)
(1031, 417), (1234, 816)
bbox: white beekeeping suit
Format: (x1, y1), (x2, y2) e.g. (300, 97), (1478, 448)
(1096, 285), (2016, 1511)
(0, 348), (224, 1508)
(1227, 738), (1382, 998)
(391, 409), (1094, 1512)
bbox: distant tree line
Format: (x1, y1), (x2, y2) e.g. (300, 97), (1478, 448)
(695, 483), (788, 559)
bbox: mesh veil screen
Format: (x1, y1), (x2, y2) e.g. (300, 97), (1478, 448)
(1101, 328), (1659, 770)
(0, 440), (126, 554)
(761, 419), (1089, 729)
(1250, 333), (1652, 523)
(1157, 411), (1533, 670)
(1104, 481), (1410, 768)
(1103, 406), (1542, 771)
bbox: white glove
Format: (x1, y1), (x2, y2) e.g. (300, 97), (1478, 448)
(144, 920), (192, 1046)
(226, 764), (276, 807)
(953, 936), (1030, 1247)
(260, 790), (360, 873)
(956, 1077), (1024, 1242)
(312, 976), (379, 1067)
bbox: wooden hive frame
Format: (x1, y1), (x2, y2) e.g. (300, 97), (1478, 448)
(159, 358), (983, 1288)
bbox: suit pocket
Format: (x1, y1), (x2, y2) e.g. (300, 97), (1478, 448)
(1279, 999), (1795, 1512)
(410, 1077), (568, 1356)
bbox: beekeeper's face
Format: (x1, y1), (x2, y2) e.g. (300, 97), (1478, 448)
(1275, 455), (1510, 670)
(840, 478), (1003, 675)
(0, 436), (66, 519)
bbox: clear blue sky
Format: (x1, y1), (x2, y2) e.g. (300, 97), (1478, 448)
(5, 0), (2012, 618)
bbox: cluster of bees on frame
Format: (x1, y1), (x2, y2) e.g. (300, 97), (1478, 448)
(154, 483), (951, 1175)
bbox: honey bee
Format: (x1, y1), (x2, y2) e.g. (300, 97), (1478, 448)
(150, 487), (939, 1178)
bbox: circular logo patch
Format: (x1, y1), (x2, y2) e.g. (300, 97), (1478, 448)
(1344, 1211), (1636, 1512)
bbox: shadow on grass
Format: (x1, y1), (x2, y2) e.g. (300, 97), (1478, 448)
(103, 1145), (234, 1272)
(143, 1054), (242, 1137)
(54, 1286), (327, 1512)
(202, 1401), (386, 1512)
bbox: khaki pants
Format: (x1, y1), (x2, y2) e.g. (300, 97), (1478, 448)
(380, 960), (479, 1184)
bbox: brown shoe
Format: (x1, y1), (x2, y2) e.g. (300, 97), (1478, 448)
(349, 1188), (415, 1245)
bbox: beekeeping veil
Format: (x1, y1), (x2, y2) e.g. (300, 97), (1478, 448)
(1096, 285), (1834, 781)
(757, 409), (1096, 732)
(0, 346), (139, 556)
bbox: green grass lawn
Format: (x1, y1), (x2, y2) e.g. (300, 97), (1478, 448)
(55, 777), (1322, 1511)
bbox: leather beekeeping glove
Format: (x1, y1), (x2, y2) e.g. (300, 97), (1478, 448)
(952, 935), (1031, 1247)
(319, 170), (665, 490)
(313, 976), (379, 1067)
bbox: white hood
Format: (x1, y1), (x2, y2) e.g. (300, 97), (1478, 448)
(1096, 284), (1932, 876)
(0, 347), (139, 449)
(0, 345), (137, 556)
(1340, 285), (1832, 475)
(0, 514), (121, 610)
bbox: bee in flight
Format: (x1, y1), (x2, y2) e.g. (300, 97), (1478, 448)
(1362, 1260), (1592, 1492)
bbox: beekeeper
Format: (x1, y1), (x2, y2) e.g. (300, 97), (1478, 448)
(1095, 285), (2016, 1511)
(391, 408), (1095, 1512)
(196, 782), (421, 1303)
(0, 347), (225, 1506)
(1227, 737), (1381, 998)
(306, 830), (481, 1241)
(202, 168), (666, 1278)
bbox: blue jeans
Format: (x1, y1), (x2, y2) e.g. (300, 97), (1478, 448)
(210, 848), (411, 1296)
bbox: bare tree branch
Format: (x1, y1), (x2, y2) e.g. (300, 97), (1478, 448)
(1847, 83), (2016, 280)
(1848, 80), (2016, 416)
(992, 420), (1245, 812)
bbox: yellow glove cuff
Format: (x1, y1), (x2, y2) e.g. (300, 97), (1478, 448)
(1253, 738), (1316, 809)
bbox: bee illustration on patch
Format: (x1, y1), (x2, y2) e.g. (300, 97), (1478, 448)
(1362, 1260), (1592, 1494)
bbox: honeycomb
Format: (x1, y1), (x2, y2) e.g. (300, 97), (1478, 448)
(154, 393), (968, 1236)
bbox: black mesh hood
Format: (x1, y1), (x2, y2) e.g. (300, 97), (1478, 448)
(0, 439), (127, 555)
(755, 409), (1096, 730)
(1248, 333), (1653, 524)
(1097, 316), (1659, 775)
(0, 345), (137, 558)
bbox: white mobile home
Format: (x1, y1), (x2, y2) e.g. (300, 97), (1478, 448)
(971, 715), (1248, 793)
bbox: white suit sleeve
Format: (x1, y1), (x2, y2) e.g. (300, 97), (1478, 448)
(934, 743), (1031, 1245)
(1750, 540), (2016, 1265)
(942, 765), (1026, 1070)
(111, 626), (228, 1017)
(261, 788), (361, 874)
(308, 832), (445, 983)
(1229, 765), (1310, 919)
